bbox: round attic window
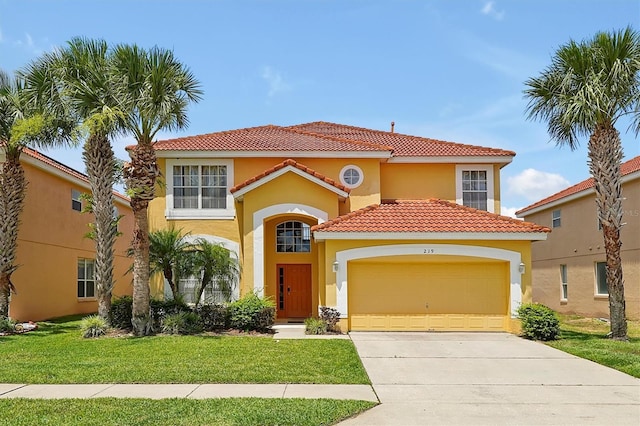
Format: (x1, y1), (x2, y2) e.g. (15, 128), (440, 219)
(339, 165), (363, 189)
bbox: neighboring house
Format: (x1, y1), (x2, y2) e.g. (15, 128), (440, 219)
(517, 156), (640, 320)
(149, 122), (549, 332)
(2, 148), (134, 321)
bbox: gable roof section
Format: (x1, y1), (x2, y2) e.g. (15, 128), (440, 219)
(152, 122), (515, 162)
(516, 155), (640, 217)
(288, 121), (515, 161)
(312, 199), (549, 240)
(16, 147), (130, 205)
(230, 159), (350, 200)
(153, 125), (391, 158)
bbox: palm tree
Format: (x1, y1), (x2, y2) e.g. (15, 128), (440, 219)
(25, 38), (123, 321)
(0, 68), (74, 317)
(190, 239), (240, 307)
(524, 27), (640, 340)
(111, 44), (202, 336)
(148, 227), (192, 300)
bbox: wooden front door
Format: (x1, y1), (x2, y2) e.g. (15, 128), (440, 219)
(277, 264), (312, 318)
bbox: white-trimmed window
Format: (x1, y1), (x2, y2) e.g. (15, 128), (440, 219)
(455, 165), (494, 212)
(560, 264), (568, 300)
(552, 209), (561, 228)
(165, 159), (234, 219)
(77, 258), (95, 299)
(339, 165), (363, 189)
(276, 221), (311, 253)
(72, 189), (82, 212)
(595, 262), (608, 296)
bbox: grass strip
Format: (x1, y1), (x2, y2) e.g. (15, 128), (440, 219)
(0, 398), (376, 426)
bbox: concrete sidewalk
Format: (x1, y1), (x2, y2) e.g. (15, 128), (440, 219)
(0, 383), (378, 401)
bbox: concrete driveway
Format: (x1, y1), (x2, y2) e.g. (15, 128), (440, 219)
(341, 332), (640, 425)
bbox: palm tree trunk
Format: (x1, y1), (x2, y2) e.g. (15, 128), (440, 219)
(0, 149), (26, 318)
(125, 142), (159, 336)
(588, 123), (627, 340)
(83, 134), (117, 322)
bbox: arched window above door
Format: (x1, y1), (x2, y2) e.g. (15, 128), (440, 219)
(276, 221), (311, 252)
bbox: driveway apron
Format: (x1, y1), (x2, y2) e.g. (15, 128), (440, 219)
(342, 332), (640, 425)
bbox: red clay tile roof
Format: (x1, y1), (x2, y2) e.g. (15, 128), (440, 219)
(516, 155), (640, 216)
(312, 199), (549, 234)
(153, 125), (391, 153)
(152, 122), (514, 159)
(230, 159), (350, 194)
(288, 122), (515, 158)
(20, 147), (130, 203)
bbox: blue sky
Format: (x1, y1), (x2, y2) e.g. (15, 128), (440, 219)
(1, 0), (639, 215)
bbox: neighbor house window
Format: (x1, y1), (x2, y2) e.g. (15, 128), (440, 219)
(339, 165), (363, 188)
(552, 209), (561, 228)
(455, 165), (494, 212)
(166, 159), (234, 219)
(77, 258), (95, 299)
(560, 264), (568, 300)
(72, 189), (82, 211)
(276, 221), (311, 252)
(595, 262), (608, 295)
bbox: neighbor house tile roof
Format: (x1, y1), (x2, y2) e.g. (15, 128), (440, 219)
(21, 147), (130, 203)
(152, 122), (515, 159)
(312, 199), (549, 234)
(230, 159), (350, 194)
(516, 155), (640, 216)
(288, 121), (515, 158)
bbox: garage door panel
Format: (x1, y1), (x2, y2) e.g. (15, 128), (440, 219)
(348, 260), (509, 331)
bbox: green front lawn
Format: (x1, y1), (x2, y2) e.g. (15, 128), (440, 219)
(545, 315), (640, 378)
(0, 398), (376, 426)
(0, 317), (369, 384)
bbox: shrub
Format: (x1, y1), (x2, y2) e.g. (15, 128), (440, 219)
(228, 294), (275, 332)
(305, 317), (327, 335)
(161, 312), (203, 335)
(110, 296), (133, 330)
(517, 303), (560, 341)
(195, 304), (228, 331)
(0, 316), (17, 334)
(319, 306), (341, 332)
(80, 315), (109, 338)
(151, 298), (192, 328)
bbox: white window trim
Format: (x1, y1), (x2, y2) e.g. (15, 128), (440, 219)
(77, 258), (96, 300)
(560, 264), (568, 301)
(594, 261), (608, 297)
(552, 209), (561, 228)
(165, 159), (235, 219)
(71, 189), (82, 212)
(455, 165), (495, 213)
(339, 164), (364, 189)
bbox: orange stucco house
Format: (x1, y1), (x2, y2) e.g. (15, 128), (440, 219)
(517, 155), (640, 320)
(3, 148), (134, 321)
(149, 122), (549, 332)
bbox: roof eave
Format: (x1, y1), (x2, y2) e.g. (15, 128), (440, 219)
(387, 155), (514, 165)
(154, 150), (392, 159)
(312, 231), (548, 241)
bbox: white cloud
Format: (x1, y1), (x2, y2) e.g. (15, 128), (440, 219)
(500, 206), (522, 219)
(0, 26), (4, 43)
(506, 168), (570, 202)
(261, 66), (292, 97)
(25, 33), (34, 47)
(481, 1), (505, 21)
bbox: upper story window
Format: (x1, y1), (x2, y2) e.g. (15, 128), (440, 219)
(339, 165), (363, 189)
(77, 258), (95, 299)
(276, 221), (311, 253)
(455, 165), (494, 212)
(165, 159), (234, 220)
(552, 209), (561, 228)
(72, 189), (82, 211)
